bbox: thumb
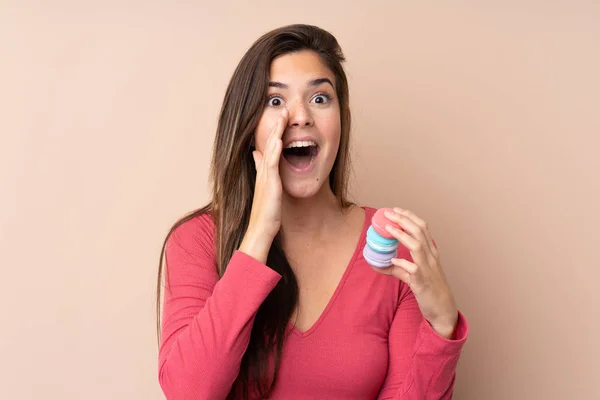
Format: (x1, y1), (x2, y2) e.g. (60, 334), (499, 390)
(371, 264), (411, 284)
(252, 150), (263, 169)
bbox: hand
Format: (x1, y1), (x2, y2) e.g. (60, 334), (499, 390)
(372, 208), (459, 338)
(240, 108), (288, 262)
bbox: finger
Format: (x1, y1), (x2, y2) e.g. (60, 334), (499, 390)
(263, 134), (277, 170)
(371, 265), (409, 282)
(263, 127), (276, 163)
(276, 107), (289, 139)
(266, 108), (288, 148)
(394, 209), (435, 244)
(385, 210), (428, 246)
(372, 258), (417, 285)
(252, 150), (263, 171)
(269, 109), (288, 163)
(268, 138), (282, 168)
(262, 115), (279, 160)
(384, 223), (418, 251)
(391, 257), (418, 273)
(266, 119), (283, 168)
(391, 258), (426, 293)
(385, 212), (435, 255)
(385, 223), (429, 267)
(265, 115), (284, 166)
(394, 207), (437, 256)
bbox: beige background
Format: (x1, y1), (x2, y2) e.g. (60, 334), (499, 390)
(2, 1), (599, 399)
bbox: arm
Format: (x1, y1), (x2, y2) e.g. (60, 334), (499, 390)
(158, 215), (281, 400)
(377, 284), (468, 400)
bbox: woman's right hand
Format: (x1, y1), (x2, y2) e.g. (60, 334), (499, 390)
(239, 108), (288, 263)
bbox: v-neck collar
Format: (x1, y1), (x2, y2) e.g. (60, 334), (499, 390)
(287, 206), (372, 338)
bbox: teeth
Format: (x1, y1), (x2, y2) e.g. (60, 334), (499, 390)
(285, 140), (317, 149)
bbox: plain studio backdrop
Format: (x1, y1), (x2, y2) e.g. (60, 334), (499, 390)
(1, 1), (599, 399)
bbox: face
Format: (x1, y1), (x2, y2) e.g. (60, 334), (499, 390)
(254, 50), (341, 199)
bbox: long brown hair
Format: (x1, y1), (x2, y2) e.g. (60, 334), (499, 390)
(156, 24), (353, 399)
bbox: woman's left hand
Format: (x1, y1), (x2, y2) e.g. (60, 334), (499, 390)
(372, 208), (459, 339)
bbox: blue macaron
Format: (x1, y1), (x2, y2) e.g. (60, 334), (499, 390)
(366, 226), (399, 253)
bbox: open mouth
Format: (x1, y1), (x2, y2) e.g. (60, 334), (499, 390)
(282, 140), (320, 171)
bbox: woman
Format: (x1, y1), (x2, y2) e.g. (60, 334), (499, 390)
(156, 24), (468, 400)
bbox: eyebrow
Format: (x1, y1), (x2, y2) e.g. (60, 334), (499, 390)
(268, 78), (335, 89)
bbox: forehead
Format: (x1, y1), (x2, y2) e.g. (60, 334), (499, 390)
(269, 50), (335, 84)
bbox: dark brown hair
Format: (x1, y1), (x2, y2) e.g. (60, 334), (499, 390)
(156, 24), (353, 399)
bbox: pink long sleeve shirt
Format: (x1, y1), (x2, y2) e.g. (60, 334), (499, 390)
(158, 207), (468, 399)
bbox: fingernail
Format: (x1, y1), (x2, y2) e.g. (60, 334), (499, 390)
(394, 207), (404, 213)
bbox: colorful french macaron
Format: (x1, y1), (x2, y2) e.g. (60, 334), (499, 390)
(371, 208), (402, 238)
(366, 226), (398, 253)
(363, 244), (397, 268)
(363, 208), (402, 268)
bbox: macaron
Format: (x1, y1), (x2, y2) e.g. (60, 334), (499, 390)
(371, 208), (402, 239)
(363, 244), (397, 268)
(366, 226), (399, 253)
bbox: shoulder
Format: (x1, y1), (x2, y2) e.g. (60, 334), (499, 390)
(360, 205), (378, 220)
(166, 209), (216, 260)
(163, 208), (220, 287)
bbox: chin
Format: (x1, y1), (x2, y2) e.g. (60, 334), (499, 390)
(281, 179), (325, 200)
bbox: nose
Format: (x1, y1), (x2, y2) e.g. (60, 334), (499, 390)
(287, 101), (314, 128)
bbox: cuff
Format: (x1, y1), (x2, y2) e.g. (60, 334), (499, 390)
(417, 310), (469, 356)
(230, 250), (282, 285)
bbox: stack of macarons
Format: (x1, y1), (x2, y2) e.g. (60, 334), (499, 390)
(363, 208), (403, 268)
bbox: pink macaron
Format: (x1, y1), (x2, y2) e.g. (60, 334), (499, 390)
(371, 208), (402, 239)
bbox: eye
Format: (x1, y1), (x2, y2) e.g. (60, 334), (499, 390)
(311, 93), (331, 105)
(267, 95), (284, 107)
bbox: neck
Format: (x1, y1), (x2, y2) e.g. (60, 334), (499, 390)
(280, 185), (345, 239)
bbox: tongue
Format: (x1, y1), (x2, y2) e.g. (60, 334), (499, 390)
(284, 146), (317, 169)
(286, 154), (312, 169)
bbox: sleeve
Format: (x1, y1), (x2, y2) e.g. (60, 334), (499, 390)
(376, 284), (469, 400)
(158, 214), (282, 400)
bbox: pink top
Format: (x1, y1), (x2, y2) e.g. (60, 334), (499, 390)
(158, 207), (468, 399)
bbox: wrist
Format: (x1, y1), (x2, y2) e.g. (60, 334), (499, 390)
(429, 311), (459, 339)
(239, 227), (274, 264)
